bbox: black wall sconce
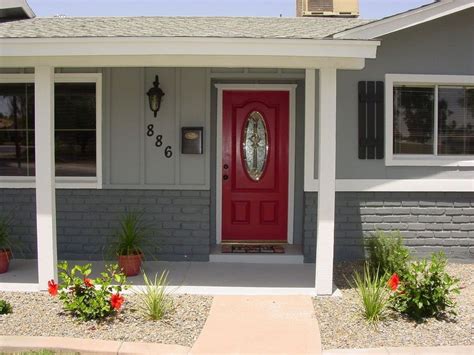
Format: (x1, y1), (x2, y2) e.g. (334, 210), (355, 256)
(147, 75), (165, 118)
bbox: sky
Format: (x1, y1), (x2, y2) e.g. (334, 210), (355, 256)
(28, 0), (434, 19)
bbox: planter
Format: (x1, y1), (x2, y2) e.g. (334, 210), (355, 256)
(0, 249), (10, 274)
(118, 253), (143, 276)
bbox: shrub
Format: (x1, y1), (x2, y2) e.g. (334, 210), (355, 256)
(135, 271), (172, 321)
(392, 252), (460, 320)
(352, 263), (391, 324)
(365, 230), (411, 277)
(111, 211), (148, 257)
(0, 299), (12, 314)
(49, 261), (128, 321)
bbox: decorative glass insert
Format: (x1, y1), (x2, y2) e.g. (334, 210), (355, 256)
(242, 111), (268, 181)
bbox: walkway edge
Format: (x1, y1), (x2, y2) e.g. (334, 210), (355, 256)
(0, 336), (191, 354)
(323, 345), (474, 355)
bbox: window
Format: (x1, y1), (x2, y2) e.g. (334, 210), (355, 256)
(386, 74), (474, 166)
(0, 74), (101, 185)
(0, 83), (35, 176)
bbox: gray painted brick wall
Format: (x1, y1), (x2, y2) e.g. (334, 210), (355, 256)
(0, 189), (210, 261)
(304, 192), (474, 263)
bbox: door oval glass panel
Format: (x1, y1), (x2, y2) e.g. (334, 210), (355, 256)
(242, 111), (268, 181)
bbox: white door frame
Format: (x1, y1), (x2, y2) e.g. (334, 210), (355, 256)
(215, 84), (297, 244)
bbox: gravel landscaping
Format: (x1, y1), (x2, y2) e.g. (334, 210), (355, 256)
(313, 262), (474, 350)
(0, 292), (212, 347)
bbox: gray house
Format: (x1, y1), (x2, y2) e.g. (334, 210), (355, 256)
(0, 0), (473, 295)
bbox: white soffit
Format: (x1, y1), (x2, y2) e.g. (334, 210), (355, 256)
(0, 0), (35, 19)
(334, 0), (474, 39)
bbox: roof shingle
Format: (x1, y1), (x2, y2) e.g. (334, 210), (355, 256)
(0, 16), (373, 39)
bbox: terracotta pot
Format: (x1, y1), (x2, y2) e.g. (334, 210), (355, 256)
(5, 248), (12, 260)
(0, 250), (10, 274)
(118, 253), (143, 277)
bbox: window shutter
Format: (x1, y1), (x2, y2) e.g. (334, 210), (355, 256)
(358, 81), (384, 159)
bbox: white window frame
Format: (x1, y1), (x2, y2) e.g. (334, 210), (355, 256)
(386, 74), (474, 167)
(0, 73), (102, 189)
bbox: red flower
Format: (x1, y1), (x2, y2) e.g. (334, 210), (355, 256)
(110, 294), (124, 310)
(48, 280), (58, 296)
(84, 278), (93, 288)
(387, 273), (400, 291)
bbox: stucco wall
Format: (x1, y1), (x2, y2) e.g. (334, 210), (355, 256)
(336, 8), (474, 180)
(304, 192), (474, 263)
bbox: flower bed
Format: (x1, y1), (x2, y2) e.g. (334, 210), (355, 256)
(0, 291), (212, 347)
(313, 262), (474, 349)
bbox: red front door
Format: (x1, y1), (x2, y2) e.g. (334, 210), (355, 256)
(222, 90), (289, 242)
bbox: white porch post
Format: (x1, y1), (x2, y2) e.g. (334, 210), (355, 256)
(315, 67), (337, 295)
(35, 66), (58, 290)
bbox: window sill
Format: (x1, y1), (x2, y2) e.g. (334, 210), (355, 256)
(0, 177), (101, 189)
(386, 155), (474, 167)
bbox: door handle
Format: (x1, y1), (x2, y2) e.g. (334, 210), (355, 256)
(223, 175), (229, 181)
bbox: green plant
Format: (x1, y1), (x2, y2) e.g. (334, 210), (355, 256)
(111, 211), (148, 256)
(365, 230), (411, 277)
(0, 299), (12, 314)
(352, 263), (391, 324)
(49, 261), (128, 321)
(135, 271), (173, 320)
(393, 252), (460, 320)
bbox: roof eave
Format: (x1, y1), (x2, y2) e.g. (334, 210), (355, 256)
(333, 0), (474, 40)
(0, 36), (380, 62)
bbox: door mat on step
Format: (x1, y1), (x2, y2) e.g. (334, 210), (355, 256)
(221, 245), (285, 254)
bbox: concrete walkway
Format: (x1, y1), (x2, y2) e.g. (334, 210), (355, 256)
(191, 295), (322, 354)
(0, 336), (190, 354)
(324, 346), (474, 355)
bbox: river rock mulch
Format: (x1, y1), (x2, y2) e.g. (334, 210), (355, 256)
(313, 262), (474, 350)
(0, 292), (212, 347)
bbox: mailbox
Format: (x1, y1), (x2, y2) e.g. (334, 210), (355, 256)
(181, 127), (203, 154)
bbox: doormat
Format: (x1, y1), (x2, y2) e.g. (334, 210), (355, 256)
(221, 245), (285, 254)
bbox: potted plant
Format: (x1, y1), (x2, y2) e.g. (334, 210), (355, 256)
(110, 211), (148, 277)
(0, 216), (13, 274)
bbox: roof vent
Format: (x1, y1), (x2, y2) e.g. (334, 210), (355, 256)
(0, 0), (35, 22)
(296, 0), (359, 18)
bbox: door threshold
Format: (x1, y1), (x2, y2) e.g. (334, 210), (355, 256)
(209, 244), (304, 264)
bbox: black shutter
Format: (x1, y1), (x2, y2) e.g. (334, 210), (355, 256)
(358, 81), (385, 159)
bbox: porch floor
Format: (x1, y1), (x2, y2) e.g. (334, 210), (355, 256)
(0, 259), (317, 295)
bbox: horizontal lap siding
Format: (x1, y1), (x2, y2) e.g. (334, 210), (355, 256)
(0, 189), (210, 261)
(304, 192), (474, 263)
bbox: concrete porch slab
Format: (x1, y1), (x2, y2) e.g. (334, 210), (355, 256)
(1, 259), (318, 295)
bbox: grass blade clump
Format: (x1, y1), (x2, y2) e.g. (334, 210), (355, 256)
(136, 271), (173, 321)
(352, 263), (391, 325)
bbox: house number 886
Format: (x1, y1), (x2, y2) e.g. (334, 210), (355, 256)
(146, 124), (173, 159)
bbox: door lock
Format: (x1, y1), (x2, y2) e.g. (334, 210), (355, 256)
(223, 175), (229, 181)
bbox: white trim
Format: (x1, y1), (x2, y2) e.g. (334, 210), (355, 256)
(334, 0), (474, 39)
(335, 179), (474, 192)
(385, 74), (474, 167)
(304, 69), (318, 191)
(215, 84), (297, 245)
(0, 37), (379, 61)
(315, 67), (337, 296)
(0, 73), (103, 188)
(0, 56), (368, 71)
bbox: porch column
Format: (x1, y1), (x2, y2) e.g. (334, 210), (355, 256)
(35, 66), (58, 290)
(315, 67), (337, 296)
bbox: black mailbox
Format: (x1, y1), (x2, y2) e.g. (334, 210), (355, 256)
(181, 127), (203, 154)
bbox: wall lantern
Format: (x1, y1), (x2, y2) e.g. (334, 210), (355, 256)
(147, 75), (165, 118)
